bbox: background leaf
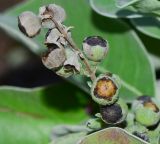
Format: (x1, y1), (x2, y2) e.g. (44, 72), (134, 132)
(131, 17), (160, 40)
(89, 0), (143, 18)
(0, 84), (89, 144)
(0, 0), (155, 101)
(116, 0), (139, 8)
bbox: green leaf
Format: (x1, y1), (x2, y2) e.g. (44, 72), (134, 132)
(0, 84), (89, 144)
(89, 0), (143, 18)
(131, 17), (160, 40)
(79, 127), (149, 144)
(116, 0), (139, 8)
(51, 132), (86, 144)
(0, 0), (155, 101)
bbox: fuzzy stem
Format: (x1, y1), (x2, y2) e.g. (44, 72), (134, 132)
(51, 18), (96, 81)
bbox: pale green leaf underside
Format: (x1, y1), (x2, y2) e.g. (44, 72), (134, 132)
(49, 127), (149, 144)
(79, 127), (149, 144)
(1, 0), (155, 101)
(51, 132), (86, 144)
(0, 84), (89, 144)
(90, 0), (160, 39)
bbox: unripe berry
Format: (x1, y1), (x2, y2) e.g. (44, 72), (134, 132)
(132, 96), (160, 127)
(82, 36), (108, 62)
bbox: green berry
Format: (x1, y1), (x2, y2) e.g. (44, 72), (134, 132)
(86, 117), (103, 130)
(82, 36), (108, 62)
(132, 96), (160, 127)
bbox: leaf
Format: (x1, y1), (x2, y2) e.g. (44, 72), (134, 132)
(149, 54), (160, 70)
(131, 17), (160, 40)
(89, 0), (143, 18)
(0, 84), (89, 144)
(51, 132), (86, 144)
(0, 0), (156, 101)
(79, 127), (149, 144)
(116, 0), (139, 8)
(156, 81), (160, 98)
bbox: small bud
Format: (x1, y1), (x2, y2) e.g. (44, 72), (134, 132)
(18, 11), (41, 38)
(42, 46), (66, 70)
(39, 4), (66, 29)
(55, 66), (73, 78)
(86, 117), (103, 130)
(132, 96), (160, 127)
(82, 36), (108, 62)
(99, 98), (128, 124)
(91, 73), (121, 105)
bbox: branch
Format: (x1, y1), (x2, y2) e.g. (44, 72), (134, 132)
(51, 18), (96, 81)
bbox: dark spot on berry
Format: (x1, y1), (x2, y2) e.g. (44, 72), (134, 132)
(84, 36), (107, 47)
(100, 103), (122, 124)
(137, 96), (151, 103)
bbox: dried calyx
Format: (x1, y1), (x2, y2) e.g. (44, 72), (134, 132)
(18, 4), (98, 81)
(39, 4), (66, 28)
(45, 28), (68, 47)
(42, 45), (66, 70)
(91, 73), (121, 105)
(56, 48), (81, 78)
(132, 96), (160, 127)
(18, 11), (41, 38)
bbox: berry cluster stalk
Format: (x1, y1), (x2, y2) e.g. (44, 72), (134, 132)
(51, 17), (96, 81)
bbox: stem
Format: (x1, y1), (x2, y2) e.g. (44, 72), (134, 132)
(51, 18), (96, 81)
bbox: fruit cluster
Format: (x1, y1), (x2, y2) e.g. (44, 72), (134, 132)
(18, 4), (160, 144)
